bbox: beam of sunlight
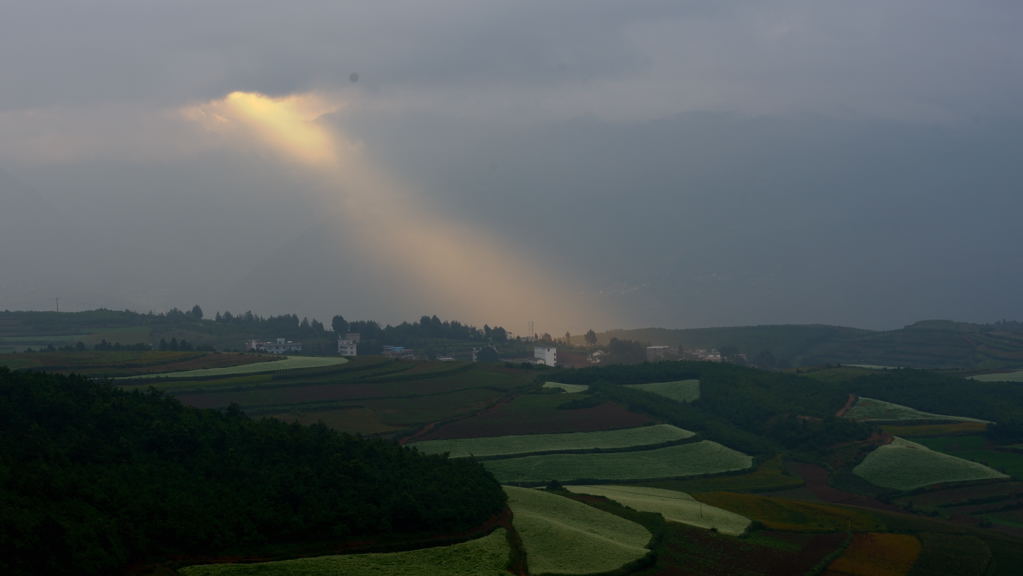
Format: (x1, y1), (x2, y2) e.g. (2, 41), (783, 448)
(183, 91), (612, 332)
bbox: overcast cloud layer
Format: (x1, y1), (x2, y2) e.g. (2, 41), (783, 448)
(2, 1), (1022, 334)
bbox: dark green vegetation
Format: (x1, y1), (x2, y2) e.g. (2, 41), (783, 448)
(822, 368), (1023, 441)
(554, 362), (871, 456)
(123, 357), (540, 437)
(0, 368), (505, 576)
(0, 349), (275, 377)
(8, 327), (1023, 575)
(601, 319), (1023, 369)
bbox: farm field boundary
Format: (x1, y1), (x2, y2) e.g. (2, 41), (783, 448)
(125, 355), (348, 379)
(410, 424), (696, 459)
(487, 441), (752, 485)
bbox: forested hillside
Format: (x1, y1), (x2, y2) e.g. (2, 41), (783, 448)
(0, 368), (505, 576)
(603, 320), (1023, 369)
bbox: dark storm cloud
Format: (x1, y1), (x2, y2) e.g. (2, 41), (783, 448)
(2, 1), (1022, 330)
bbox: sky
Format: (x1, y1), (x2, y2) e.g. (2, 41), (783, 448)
(2, 1), (1022, 335)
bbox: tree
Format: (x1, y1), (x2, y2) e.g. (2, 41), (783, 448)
(331, 315), (349, 335)
(564, 331), (571, 344)
(585, 329), (598, 346)
(190, 305), (203, 320)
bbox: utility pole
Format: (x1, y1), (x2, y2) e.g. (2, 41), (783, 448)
(55, 297), (59, 313)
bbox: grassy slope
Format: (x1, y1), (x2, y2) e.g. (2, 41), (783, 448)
(543, 381), (590, 393)
(179, 529), (512, 576)
(854, 437), (1008, 491)
(505, 486), (651, 575)
(846, 397), (990, 423)
(410, 424), (695, 459)
(566, 485), (751, 535)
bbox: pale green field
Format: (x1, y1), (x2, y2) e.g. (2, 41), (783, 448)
(625, 379), (700, 403)
(505, 486), (651, 575)
(411, 424), (695, 459)
(565, 485), (751, 536)
(846, 397), (989, 423)
(179, 528), (511, 576)
(542, 381), (590, 394)
(854, 437), (1008, 491)
(125, 356), (348, 379)
(486, 441), (753, 484)
(972, 370), (1023, 382)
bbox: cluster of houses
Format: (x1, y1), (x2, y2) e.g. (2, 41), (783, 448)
(252, 332), (725, 368)
(245, 337), (303, 354)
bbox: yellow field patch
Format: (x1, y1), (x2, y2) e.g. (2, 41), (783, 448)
(824, 532), (921, 576)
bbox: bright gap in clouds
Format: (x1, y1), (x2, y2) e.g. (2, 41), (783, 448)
(183, 91), (611, 334)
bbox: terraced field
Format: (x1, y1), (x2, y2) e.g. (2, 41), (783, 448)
(179, 528), (512, 576)
(411, 424), (695, 459)
(505, 486), (651, 575)
(417, 392), (654, 440)
(625, 379), (700, 403)
(854, 437), (1008, 491)
(126, 355), (348, 379)
(565, 485), (751, 535)
(486, 441), (752, 484)
(846, 397), (989, 423)
(542, 381), (589, 394)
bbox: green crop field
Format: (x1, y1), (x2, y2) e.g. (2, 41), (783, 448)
(854, 437), (1008, 491)
(179, 528), (511, 576)
(542, 381), (589, 394)
(915, 435), (1023, 480)
(846, 397), (989, 423)
(505, 486), (651, 575)
(625, 379), (700, 403)
(972, 369), (1023, 382)
(486, 441), (753, 485)
(126, 355), (348, 379)
(565, 485), (751, 535)
(410, 424), (695, 459)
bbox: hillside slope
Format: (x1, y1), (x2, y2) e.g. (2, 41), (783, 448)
(603, 320), (1023, 369)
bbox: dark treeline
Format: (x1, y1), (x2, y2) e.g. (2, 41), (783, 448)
(331, 314), (509, 354)
(556, 362), (870, 455)
(0, 369), (505, 576)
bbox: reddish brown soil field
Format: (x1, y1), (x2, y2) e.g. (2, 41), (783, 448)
(176, 378), (511, 409)
(785, 462), (902, 513)
(415, 396), (654, 441)
(634, 523), (846, 576)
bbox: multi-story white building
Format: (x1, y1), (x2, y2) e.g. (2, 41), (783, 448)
(534, 346), (557, 367)
(337, 332), (360, 356)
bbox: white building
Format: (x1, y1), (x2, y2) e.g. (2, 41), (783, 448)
(534, 346), (557, 367)
(247, 337), (303, 354)
(337, 332), (360, 356)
